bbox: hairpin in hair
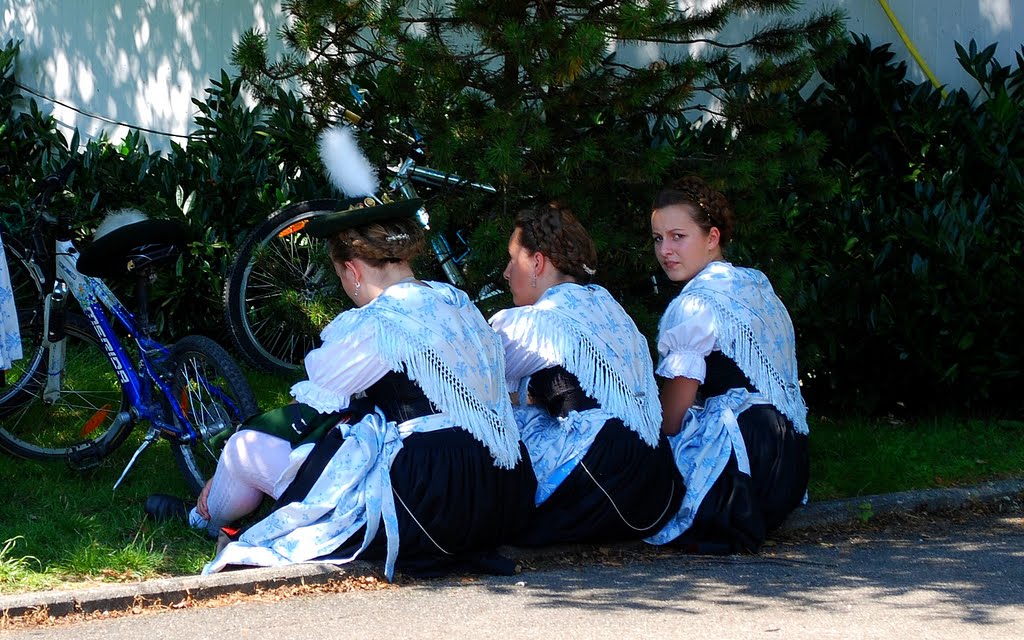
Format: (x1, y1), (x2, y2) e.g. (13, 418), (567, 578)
(582, 264), (597, 276)
(385, 233), (410, 242)
(697, 200), (711, 220)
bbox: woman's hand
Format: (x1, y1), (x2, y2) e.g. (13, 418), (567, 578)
(196, 478), (213, 520)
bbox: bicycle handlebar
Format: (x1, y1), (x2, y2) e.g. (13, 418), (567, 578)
(408, 165), (497, 195)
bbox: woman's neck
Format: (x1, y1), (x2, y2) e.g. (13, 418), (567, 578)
(359, 263), (418, 304)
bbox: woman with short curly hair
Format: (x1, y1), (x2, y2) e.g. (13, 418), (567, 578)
(490, 203), (683, 545)
(646, 175), (810, 554)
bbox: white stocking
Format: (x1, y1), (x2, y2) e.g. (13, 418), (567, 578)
(203, 429), (294, 532)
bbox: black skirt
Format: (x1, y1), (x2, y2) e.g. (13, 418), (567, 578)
(513, 419), (684, 546)
(670, 404), (809, 554)
(275, 425), (537, 577)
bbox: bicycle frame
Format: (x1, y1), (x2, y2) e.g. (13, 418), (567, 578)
(48, 238), (233, 481)
(346, 86), (499, 291)
(390, 158), (498, 291)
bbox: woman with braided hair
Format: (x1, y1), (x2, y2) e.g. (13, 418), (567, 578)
(490, 204), (682, 545)
(147, 200), (536, 580)
(645, 176), (809, 553)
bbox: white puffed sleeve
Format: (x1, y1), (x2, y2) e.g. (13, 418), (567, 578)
(655, 294), (717, 382)
(489, 307), (559, 390)
(289, 310), (391, 414)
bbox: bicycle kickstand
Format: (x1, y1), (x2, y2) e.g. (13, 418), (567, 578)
(112, 427), (161, 492)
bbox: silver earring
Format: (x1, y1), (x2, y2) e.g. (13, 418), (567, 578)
(354, 281), (361, 297)
(531, 274), (537, 288)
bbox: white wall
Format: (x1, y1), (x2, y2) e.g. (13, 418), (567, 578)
(820, 0), (1020, 93)
(1, 0), (287, 152)
(2, 1), (1020, 152)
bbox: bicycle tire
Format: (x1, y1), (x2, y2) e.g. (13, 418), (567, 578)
(0, 225), (45, 324)
(168, 334), (259, 497)
(223, 199), (352, 374)
(1, 227), (46, 409)
(0, 312), (133, 460)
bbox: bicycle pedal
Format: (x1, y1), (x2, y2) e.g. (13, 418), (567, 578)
(66, 441), (106, 470)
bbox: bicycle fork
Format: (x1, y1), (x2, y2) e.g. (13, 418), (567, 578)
(41, 280), (68, 403)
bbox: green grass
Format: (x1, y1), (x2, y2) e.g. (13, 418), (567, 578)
(0, 366), (298, 595)
(808, 415), (1024, 500)
(0, 367), (1021, 594)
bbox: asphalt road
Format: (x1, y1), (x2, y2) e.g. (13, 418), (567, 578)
(5, 509), (1023, 639)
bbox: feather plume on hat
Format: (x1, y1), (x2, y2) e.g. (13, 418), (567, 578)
(318, 126), (378, 198)
(93, 208), (148, 239)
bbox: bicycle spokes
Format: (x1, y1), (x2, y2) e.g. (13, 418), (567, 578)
(177, 356), (237, 441)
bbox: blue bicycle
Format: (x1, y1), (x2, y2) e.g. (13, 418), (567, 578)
(0, 160), (258, 496)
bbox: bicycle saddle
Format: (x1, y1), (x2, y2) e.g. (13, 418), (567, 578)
(77, 218), (191, 279)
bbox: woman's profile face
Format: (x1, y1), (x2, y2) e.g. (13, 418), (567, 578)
(651, 204), (719, 283)
(503, 228), (541, 306)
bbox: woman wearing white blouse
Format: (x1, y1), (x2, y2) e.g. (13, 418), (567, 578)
(645, 176), (809, 554)
(490, 204), (682, 545)
(147, 200), (535, 581)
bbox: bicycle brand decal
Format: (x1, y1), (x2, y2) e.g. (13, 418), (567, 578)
(82, 303), (130, 385)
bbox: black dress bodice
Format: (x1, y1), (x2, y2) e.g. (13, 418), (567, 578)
(698, 350), (758, 400)
(364, 369), (439, 423)
(527, 366), (600, 417)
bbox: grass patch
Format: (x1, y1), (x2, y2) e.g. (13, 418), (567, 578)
(809, 416), (1024, 500)
(0, 366), (298, 595)
(0, 363), (1021, 594)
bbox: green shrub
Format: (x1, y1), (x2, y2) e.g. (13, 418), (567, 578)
(787, 35), (1024, 415)
(1, 42), (334, 339)
(5, 29), (1022, 418)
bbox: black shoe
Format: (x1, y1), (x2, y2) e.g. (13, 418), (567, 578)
(144, 493), (189, 524)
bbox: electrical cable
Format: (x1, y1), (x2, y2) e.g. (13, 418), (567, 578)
(12, 80), (197, 140)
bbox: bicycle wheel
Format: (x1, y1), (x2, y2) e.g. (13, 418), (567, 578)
(168, 335), (258, 497)
(223, 199), (355, 374)
(1, 229), (46, 409)
(0, 313), (133, 460)
(0, 226), (45, 321)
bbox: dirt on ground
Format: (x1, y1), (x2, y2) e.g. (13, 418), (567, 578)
(3, 492), (1021, 631)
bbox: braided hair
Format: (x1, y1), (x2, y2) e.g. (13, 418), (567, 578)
(327, 216), (426, 268)
(514, 204), (598, 283)
(652, 176), (735, 246)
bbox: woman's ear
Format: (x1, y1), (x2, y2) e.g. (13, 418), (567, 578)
(345, 259), (362, 283)
(333, 259), (360, 283)
(533, 251), (547, 277)
(707, 226), (721, 251)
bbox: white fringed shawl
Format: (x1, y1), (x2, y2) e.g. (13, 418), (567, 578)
(329, 281), (523, 469)
(664, 262), (808, 435)
(490, 283), (661, 447)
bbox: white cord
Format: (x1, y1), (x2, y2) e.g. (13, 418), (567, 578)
(579, 461), (677, 532)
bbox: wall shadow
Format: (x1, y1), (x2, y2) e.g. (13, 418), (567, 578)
(0, 0), (286, 151)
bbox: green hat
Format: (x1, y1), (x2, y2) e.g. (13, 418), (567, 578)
(305, 197), (423, 238)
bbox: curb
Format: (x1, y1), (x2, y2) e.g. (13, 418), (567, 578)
(0, 562), (369, 619)
(776, 477), (1024, 533)
(3, 478), (1023, 619)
